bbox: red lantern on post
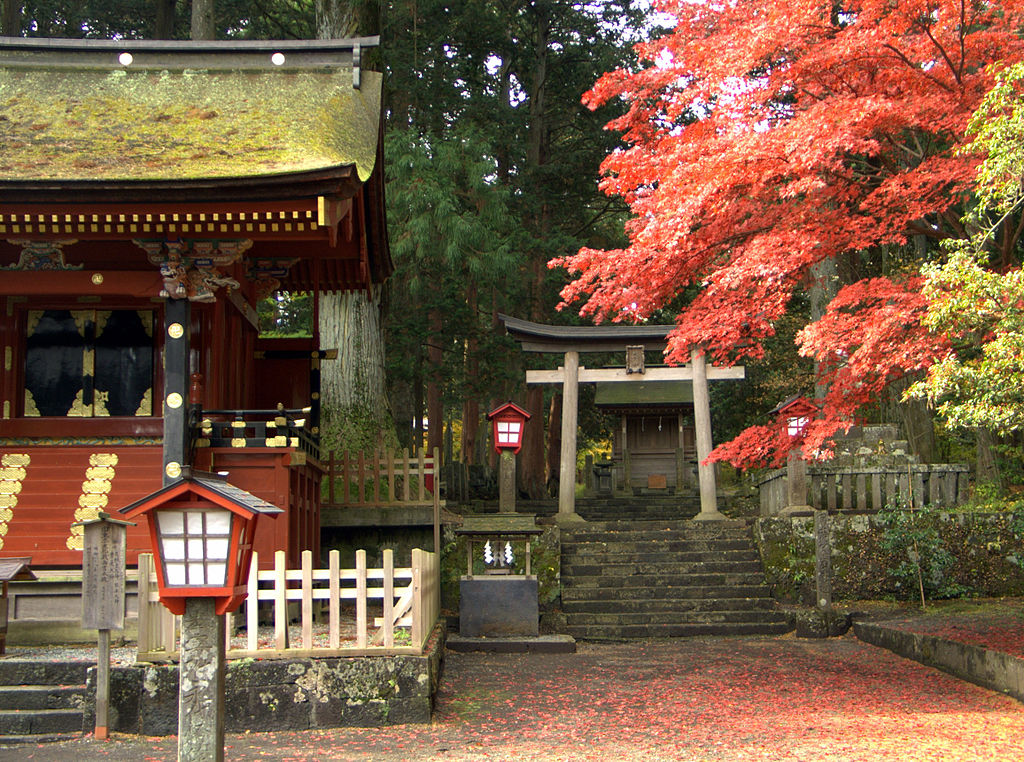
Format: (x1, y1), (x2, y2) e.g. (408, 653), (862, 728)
(487, 402), (532, 454)
(119, 469), (282, 616)
(771, 395), (818, 441)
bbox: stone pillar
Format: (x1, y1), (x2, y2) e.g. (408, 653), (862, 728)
(781, 449), (814, 514)
(814, 509), (832, 610)
(178, 598), (226, 762)
(499, 449), (516, 513)
(558, 350), (581, 520)
(691, 348), (724, 520)
(163, 297), (190, 486)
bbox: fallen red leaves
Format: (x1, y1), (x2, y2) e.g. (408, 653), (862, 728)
(13, 632), (1024, 761)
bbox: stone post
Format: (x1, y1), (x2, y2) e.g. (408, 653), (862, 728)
(781, 449), (814, 515)
(814, 509), (832, 611)
(558, 350), (581, 521)
(691, 348), (724, 520)
(178, 597), (226, 762)
(499, 449), (516, 513)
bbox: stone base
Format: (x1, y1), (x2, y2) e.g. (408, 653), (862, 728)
(692, 510), (727, 522)
(460, 577), (538, 637)
(446, 634), (576, 654)
(82, 624), (446, 734)
(778, 504), (815, 517)
(554, 512), (587, 527)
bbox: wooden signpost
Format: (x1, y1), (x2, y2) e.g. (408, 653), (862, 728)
(76, 511), (133, 741)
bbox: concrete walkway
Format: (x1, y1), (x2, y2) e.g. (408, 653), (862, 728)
(6, 632), (1024, 761)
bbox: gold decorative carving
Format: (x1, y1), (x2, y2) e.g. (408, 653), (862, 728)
(0, 453), (28, 550)
(82, 479), (113, 495)
(231, 438), (246, 448)
(3, 346), (10, 372)
(95, 310), (110, 334)
(66, 453), (116, 549)
(91, 273), (104, 285)
(78, 493), (108, 509)
(165, 462), (182, 479)
(69, 388), (89, 417)
(26, 310), (43, 337)
(166, 392), (183, 409)
(167, 322), (184, 339)
(23, 389), (40, 417)
(135, 387), (153, 417)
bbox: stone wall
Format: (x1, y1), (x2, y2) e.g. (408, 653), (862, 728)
(754, 511), (1024, 603)
(83, 625), (445, 734)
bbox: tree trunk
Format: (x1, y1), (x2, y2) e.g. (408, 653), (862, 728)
(886, 376), (935, 463)
(1, 0), (20, 36)
(316, 0), (358, 38)
(315, 0), (393, 456)
(521, 385), (546, 498)
(976, 427), (1003, 490)
(191, 0), (215, 40)
(426, 309), (443, 456)
(809, 256), (838, 401)
(516, 8), (552, 501)
(546, 393), (562, 496)
(155, 0), (177, 39)
(461, 283), (480, 465)
(319, 287), (393, 453)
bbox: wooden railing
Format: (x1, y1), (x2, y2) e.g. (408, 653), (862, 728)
(193, 406), (319, 459)
(136, 548), (439, 662)
(756, 463), (970, 515)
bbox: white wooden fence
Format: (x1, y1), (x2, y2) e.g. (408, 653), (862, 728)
(137, 547), (440, 662)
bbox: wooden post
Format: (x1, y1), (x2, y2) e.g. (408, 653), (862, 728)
(163, 297), (190, 485)
(558, 351), (581, 520)
(691, 348), (724, 520)
(78, 513), (130, 741)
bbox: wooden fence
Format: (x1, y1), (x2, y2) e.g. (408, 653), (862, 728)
(136, 547), (440, 662)
(325, 447), (441, 507)
(756, 464), (970, 515)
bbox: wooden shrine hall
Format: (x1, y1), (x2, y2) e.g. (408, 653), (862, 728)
(0, 37), (390, 638)
(499, 315), (743, 522)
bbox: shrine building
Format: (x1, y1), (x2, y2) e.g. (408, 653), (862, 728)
(0, 36), (390, 640)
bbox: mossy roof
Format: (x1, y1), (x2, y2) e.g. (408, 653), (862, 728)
(0, 65), (381, 183)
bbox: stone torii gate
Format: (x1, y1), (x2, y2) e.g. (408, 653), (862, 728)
(500, 315), (744, 523)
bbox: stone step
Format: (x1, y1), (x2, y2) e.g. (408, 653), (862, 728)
(563, 608), (790, 626)
(567, 519), (747, 533)
(563, 583), (772, 600)
(563, 538), (756, 555)
(0, 685), (85, 711)
(0, 708), (83, 736)
(562, 553), (761, 574)
(562, 596), (780, 614)
(0, 661), (90, 687)
(563, 560), (765, 579)
(562, 576), (771, 597)
(566, 620), (793, 640)
(0, 732), (84, 745)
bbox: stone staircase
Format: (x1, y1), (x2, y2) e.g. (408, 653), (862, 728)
(0, 660), (87, 744)
(561, 519), (791, 640)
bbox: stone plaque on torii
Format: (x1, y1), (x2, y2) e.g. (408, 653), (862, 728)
(500, 315), (744, 522)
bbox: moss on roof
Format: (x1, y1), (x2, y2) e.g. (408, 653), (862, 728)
(0, 67), (381, 182)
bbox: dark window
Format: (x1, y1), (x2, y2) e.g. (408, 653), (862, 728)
(24, 309), (154, 417)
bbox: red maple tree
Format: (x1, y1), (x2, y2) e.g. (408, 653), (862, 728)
(554, 0), (1024, 465)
